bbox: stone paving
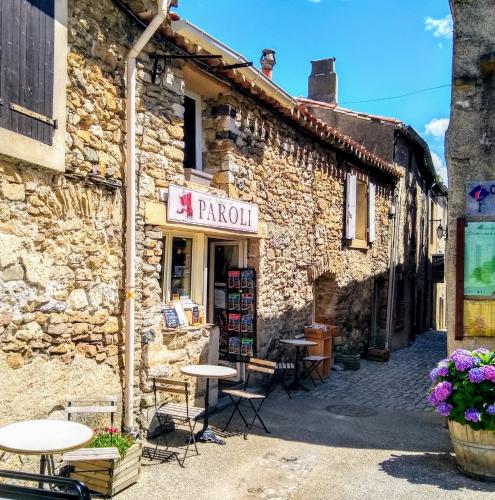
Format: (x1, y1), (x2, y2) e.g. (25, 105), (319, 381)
(301, 330), (447, 411)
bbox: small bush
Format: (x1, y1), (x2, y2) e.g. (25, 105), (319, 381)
(87, 427), (135, 457)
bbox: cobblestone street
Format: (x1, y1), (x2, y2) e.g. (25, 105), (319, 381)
(305, 330), (447, 411)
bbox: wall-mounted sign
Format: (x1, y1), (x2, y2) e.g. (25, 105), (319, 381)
(466, 181), (495, 216)
(464, 222), (495, 297)
(167, 185), (259, 233)
(432, 254), (445, 283)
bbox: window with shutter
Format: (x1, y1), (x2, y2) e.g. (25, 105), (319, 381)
(0, 0), (55, 145)
(0, 0), (66, 171)
(346, 172), (376, 248)
(368, 181), (376, 243)
(345, 173), (356, 240)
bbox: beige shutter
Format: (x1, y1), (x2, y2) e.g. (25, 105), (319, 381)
(368, 181), (376, 243)
(346, 173), (357, 239)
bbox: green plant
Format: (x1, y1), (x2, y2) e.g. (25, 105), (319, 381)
(428, 348), (495, 431)
(88, 427), (136, 457)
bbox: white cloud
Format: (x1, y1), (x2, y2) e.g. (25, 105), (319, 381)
(425, 15), (453, 39)
(431, 152), (448, 184)
(425, 118), (450, 138)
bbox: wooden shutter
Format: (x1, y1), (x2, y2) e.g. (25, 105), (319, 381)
(345, 173), (356, 239)
(0, 0), (55, 145)
(368, 181), (376, 243)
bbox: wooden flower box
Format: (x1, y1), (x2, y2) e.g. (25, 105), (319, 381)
(70, 441), (142, 497)
(334, 352), (361, 370)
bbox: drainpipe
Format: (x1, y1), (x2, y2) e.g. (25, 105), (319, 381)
(125, 0), (171, 432)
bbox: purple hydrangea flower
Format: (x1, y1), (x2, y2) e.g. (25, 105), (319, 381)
(427, 392), (439, 407)
(468, 367), (485, 383)
(430, 368), (439, 381)
(438, 402), (453, 417)
(437, 366), (449, 377)
(438, 358), (450, 366)
(487, 405), (495, 416)
(482, 365), (495, 382)
(453, 354), (476, 372)
(465, 408), (481, 422)
(433, 381), (452, 402)
(450, 349), (470, 360)
(475, 348), (490, 355)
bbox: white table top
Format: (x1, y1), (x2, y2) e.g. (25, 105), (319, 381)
(181, 364), (237, 379)
(279, 339), (317, 347)
(0, 419), (93, 455)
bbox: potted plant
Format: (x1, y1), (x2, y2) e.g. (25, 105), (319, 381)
(428, 348), (495, 480)
(334, 349), (361, 370)
(70, 427), (142, 496)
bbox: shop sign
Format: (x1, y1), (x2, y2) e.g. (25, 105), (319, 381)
(466, 181), (495, 216)
(167, 185), (259, 233)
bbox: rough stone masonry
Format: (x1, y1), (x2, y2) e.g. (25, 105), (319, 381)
(0, 0), (398, 429)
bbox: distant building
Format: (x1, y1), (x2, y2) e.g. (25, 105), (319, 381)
(299, 58), (448, 349)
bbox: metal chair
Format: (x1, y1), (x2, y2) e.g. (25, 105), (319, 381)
(61, 396), (120, 485)
(222, 358), (276, 439)
(294, 334), (329, 386)
(151, 378), (204, 467)
(0, 469), (91, 499)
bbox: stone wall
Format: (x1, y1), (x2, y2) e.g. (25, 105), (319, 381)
(0, 0), (396, 431)
(446, 1), (495, 352)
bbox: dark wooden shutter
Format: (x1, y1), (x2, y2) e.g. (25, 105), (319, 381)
(0, 0), (55, 145)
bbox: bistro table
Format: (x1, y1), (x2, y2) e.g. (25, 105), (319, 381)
(180, 364), (237, 445)
(0, 419), (93, 484)
(279, 338), (318, 392)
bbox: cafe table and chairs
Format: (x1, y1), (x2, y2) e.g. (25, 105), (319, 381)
(0, 419), (93, 486)
(180, 364), (237, 445)
(278, 338), (317, 392)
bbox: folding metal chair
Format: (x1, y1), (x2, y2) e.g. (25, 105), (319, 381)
(222, 358), (276, 439)
(151, 378), (204, 467)
(293, 334), (329, 386)
(273, 361), (295, 398)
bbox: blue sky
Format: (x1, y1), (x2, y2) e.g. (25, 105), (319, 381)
(176, 0), (452, 183)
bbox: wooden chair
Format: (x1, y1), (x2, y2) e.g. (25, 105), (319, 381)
(151, 378), (204, 467)
(222, 358), (276, 439)
(61, 396), (120, 476)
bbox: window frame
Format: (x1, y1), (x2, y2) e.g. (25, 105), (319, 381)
(184, 89), (203, 171)
(161, 231), (206, 305)
(0, 0), (67, 172)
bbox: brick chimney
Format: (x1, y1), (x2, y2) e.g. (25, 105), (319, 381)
(260, 49), (276, 79)
(308, 57), (338, 104)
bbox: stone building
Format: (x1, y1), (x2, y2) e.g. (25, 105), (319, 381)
(299, 59), (447, 350)
(446, 0), (495, 353)
(0, 0), (401, 428)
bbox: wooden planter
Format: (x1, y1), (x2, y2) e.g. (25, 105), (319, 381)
(449, 421), (495, 481)
(334, 353), (360, 370)
(70, 442), (142, 496)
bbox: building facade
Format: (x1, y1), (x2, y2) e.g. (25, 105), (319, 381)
(300, 60), (447, 350)
(446, 0), (495, 353)
(0, 0), (401, 428)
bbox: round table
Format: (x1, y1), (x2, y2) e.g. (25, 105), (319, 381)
(279, 339), (318, 391)
(181, 364), (237, 445)
(0, 419), (93, 481)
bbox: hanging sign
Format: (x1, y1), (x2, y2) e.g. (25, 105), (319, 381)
(466, 181), (495, 216)
(167, 185), (259, 233)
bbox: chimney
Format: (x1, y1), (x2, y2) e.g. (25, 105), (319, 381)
(260, 49), (276, 79)
(308, 57), (338, 104)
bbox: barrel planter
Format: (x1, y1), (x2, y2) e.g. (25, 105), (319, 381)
(71, 441), (142, 496)
(448, 421), (495, 481)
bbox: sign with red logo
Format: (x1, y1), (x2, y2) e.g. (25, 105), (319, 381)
(167, 185), (259, 233)
(467, 181), (495, 216)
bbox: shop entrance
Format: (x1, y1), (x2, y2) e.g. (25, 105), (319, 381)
(208, 239), (247, 386)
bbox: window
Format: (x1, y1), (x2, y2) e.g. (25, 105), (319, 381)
(183, 90), (202, 170)
(170, 237), (193, 301)
(345, 172), (376, 247)
(0, 0), (66, 171)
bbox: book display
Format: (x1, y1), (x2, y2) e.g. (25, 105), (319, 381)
(218, 268), (257, 361)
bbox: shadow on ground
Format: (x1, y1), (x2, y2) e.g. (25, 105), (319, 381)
(379, 452), (495, 493)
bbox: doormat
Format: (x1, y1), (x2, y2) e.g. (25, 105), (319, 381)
(326, 404), (378, 417)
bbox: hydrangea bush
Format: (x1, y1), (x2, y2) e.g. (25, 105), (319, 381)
(428, 348), (495, 431)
